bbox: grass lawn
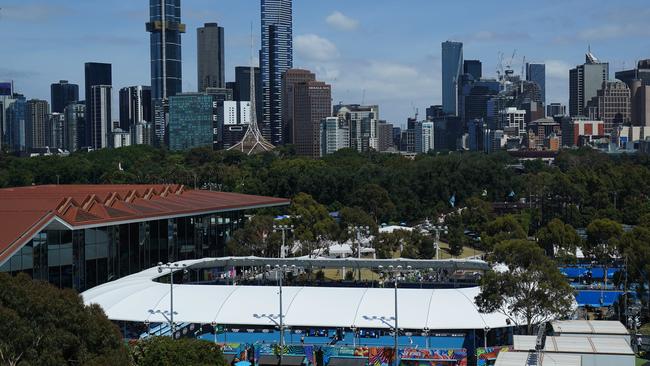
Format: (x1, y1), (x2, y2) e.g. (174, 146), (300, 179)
(636, 357), (648, 366)
(436, 241), (484, 259)
(321, 268), (381, 281)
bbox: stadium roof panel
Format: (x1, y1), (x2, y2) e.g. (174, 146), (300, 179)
(0, 185), (290, 264)
(82, 260), (510, 331)
(514, 335), (634, 355)
(495, 352), (581, 366)
(551, 320), (628, 335)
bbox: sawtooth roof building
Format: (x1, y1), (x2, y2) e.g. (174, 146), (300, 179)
(0, 184), (289, 291)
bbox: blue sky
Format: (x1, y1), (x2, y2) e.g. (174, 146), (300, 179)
(2, 0), (650, 126)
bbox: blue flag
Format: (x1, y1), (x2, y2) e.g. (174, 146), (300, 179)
(508, 190), (516, 198)
(449, 194), (456, 208)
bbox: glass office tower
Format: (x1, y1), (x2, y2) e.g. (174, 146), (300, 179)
(261, 0), (293, 145)
(147, 0), (185, 145)
(442, 41), (463, 116)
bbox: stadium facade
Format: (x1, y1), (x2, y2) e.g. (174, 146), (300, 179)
(0, 185), (289, 291)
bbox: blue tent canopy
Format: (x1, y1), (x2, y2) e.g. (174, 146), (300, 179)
(575, 290), (634, 307)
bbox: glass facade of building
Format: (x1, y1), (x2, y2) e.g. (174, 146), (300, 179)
(261, 0), (293, 145)
(147, 0), (184, 101)
(0, 211), (244, 291)
(168, 93), (215, 151)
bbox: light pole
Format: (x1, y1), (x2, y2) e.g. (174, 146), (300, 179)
(374, 264), (411, 366)
(348, 225), (370, 281)
(273, 224), (294, 259)
(431, 225), (448, 260)
(483, 326), (490, 349)
(157, 262), (187, 338)
(265, 264), (295, 365)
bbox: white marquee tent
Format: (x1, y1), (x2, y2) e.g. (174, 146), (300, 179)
(82, 260), (511, 331)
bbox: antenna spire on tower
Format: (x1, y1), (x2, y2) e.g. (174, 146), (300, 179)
(228, 23), (275, 155)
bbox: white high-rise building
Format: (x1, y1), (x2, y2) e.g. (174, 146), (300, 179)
(333, 104), (378, 152)
(415, 121), (434, 153)
(223, 101), (251, 125)
(111, 128), (132, 148)
(320, 117), (349, 156)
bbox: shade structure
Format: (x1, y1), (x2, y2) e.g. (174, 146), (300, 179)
(82, 263), (512, 331)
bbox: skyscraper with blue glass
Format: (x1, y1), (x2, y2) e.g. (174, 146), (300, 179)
(261, 0), (293, 145)
(442, 41), (463, 116)
(147, 0), (185, 145)
(526, 63), (546, 104)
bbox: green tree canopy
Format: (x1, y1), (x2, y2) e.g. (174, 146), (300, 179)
(129, 337), (226, 366)
(0, 273), (129, 366)
(536, 218), (582, 262)
(585, 218), (623, 265)
(476, 240), (575, 335)
(226, 215), (280, 257)
(481, 215), (527, 251)
(289, 193), (338, 256)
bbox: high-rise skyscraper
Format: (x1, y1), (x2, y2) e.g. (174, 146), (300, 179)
(7, 96), (26, 152)
(615, 59), (650, 127)
(334, 104), (379, 152)
(261, 0), (293, 145)
(463, 60), (482, 80)
(168, 93), (216, 151)
(84, 63), (112, 148)
(206, 87), (233, 149)
(415, 121), (434, 153)
(586, 81), (631, 134)
(320, 117), (349, 156)
(197, 23), (225, 92)
(49, 113), (65, 149)
(442, 41), (463, 116)
(235, 66), (262, 122)
(64, 103), (85, 152)
(25, 99), (50, 150)
(526, 63), (546, 104)
(89, 85), (112, 149)
(119, 86), (152, 133)
(569, 51), (609, 117)
(377, 121), (394, 152)
(50, 80), (79, 113)
(292, 79), (331, 158)
(0, 81), (14, 150)
(282, 69), (316, 145)
(147, 0), (185, 146)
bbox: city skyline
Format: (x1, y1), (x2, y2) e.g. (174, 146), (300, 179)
(1, 0), (650, 126)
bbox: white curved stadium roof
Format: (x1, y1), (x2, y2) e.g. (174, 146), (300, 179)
(82, 261), (510, 331)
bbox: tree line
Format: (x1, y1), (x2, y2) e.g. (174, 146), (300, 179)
(3, 145), (650, 227)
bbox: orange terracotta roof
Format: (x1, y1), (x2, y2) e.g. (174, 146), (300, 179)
(0, 185), (289, 264)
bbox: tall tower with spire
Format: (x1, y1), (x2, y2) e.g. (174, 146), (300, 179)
(228, 29), (275, 155)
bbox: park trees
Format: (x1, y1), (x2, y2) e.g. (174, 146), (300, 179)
(584, 219), (623, 290)
(129, 337), (226, 366)
(480, 215), (527, 251)
(0, 273), (129, 366)
(226, 215), (280, 257)
(475, 240), (575, 335)
(536, 218), (582, 262)
(289, 193), (338, 256)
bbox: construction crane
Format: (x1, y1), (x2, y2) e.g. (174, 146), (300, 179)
(496, 51), (505, 81)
